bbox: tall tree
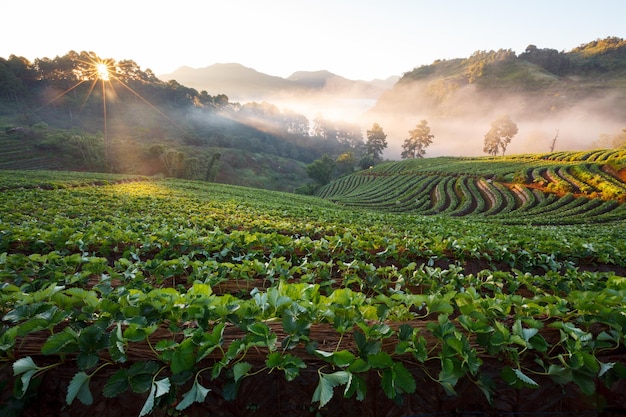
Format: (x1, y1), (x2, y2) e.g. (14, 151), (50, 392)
(483, 115), (518, 156)
(365, 123), (388, 162)
(401, 120), (434, 159)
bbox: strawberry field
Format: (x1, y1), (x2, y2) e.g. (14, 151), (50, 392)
(1, 156), (625, 416)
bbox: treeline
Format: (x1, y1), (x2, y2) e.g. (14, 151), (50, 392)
(0, 51), (365, 184)
(402, 36), (626, 85)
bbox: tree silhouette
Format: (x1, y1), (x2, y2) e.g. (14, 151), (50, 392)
(401, 120), (434, 159)
(483, 115), (518, 156)
(365, 123), (388, 162)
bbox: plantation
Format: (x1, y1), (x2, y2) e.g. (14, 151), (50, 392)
(1, 152), (625, 416)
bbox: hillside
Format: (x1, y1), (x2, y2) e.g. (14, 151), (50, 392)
(317, 149), (626, 225)
(367, 37), (626, 158)
(0, 52), (365, 192)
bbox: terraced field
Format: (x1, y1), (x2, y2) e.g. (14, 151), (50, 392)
(0, 134), (63, 171)
(318, 150), (626, 225)
(1, 164), (625, 416)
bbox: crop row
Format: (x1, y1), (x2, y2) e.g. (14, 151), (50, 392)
(320, 170), (626, 224)
(1, 172), (625, 413)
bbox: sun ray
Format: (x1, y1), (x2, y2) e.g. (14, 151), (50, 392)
(96, 63), (110, 81)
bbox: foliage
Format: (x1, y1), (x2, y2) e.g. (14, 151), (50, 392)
(401, 120), (434, 159)
(306, 154), (336, 185)
(483, 115), (518, 156)
(0, 170), (624, 414)
(365, 123), (388, 162)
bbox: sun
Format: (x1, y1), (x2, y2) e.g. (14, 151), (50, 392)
(96, 63), (110, 81)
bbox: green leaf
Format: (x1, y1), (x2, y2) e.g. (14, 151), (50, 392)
(123, 324), (157, 342)
(367, 352), (393, 369)
(344, 373), (367, 401)
(573, 370), (596, 395)
(171, 338), (196, 374)
(599, 361), (615, 377)
(139, 384), (156, 417)
(16, 369), (36, 399)
(547, 364), (573, 385)
(438, 357), (460, 396)
(347, 358), (370, 373)
(66, 371), (93, 405)
(103, 369), (129, 398)
(233, 362), (252, 382)
(312, 371), (350, 408)
(76, 352), (100, 371)
(513, 368), (539, 387)
(13, 357), (39, 376)
(392, 362), (416, 394)
(139, 378), (170, 417)
(381, 362), (416, 399)
(13, 357), (40, 398)
(175, 380), (210, 411)
(128, 361), (160, 393)
(397, 324), (413, 341)
(41, 328), (78, 354)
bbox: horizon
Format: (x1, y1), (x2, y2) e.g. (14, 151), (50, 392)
(2, 0), (625, 81)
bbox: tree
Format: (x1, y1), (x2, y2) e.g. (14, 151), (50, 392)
(306, 154), (336, 185)
(483, 115), (518, 156)
(365, 123), (388, 162)
(335, 152), (356, 176)
(401, 120), (434, 159)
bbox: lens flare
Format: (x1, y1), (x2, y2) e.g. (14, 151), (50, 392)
(96, 63), (110, 80)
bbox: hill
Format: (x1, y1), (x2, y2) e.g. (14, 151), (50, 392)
(158, 63), (294, 101)
(0, 52), (366, 191)
(159, 63), (397, 102)
(367, 37), (626, 158)
(317, 149), (626, 225)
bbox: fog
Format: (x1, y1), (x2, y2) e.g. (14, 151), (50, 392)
(193, 72), (625, 161)
(358, 80), (626, 159)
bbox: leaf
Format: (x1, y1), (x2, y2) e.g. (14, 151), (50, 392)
(367, 352), (393, 369)
(233, 362), (252, 382)
(66, 371), (93, 405)
(171, 338), (196, 374)
(16, 369), (36, 398)
(13, 357), (40, 398)
(41, 329), (78, 355)
(392, 362), (416, 394)
(139, 378), (170, 417)
(599, 361), (615, 377)
(332, 350), (356, 367)
(312, 371), (350, 408)
(13, 357), (39, 376)
(127, 361), (160, 394)
(513, 368), (539, 387)
(344, 373), (367, 401)
(76, 352), (100, 371)
(175, 380), (210, 411)
(103, 369), (129, 397)
(139, 384), (156, 417)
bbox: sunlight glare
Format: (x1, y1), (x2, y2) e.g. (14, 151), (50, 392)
(96, 63), (110, 81)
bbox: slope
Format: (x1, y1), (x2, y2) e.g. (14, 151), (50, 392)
(317, 150), (626, 225)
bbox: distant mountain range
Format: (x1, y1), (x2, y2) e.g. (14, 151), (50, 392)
(158, 63), (399, 102)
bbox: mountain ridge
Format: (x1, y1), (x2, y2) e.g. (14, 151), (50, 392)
(158, 63), (399, 102)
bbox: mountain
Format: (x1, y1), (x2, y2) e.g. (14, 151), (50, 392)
(159, 63), (293, 101)
(159, 63), (398, 103)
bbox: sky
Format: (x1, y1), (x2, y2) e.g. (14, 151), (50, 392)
(2, 0), (625, 81)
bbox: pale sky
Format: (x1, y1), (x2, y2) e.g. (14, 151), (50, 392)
(2, 0), (625, 81)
